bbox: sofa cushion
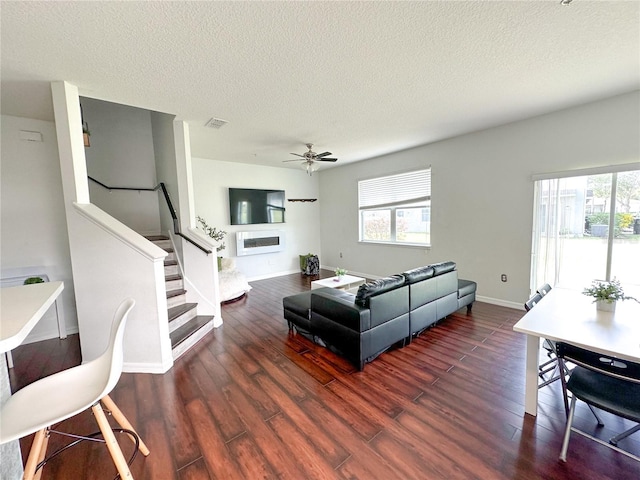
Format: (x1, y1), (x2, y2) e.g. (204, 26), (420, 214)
(355, 274), (406, 307)
(432, 261), (456, 275)
(458, 279), (477, 298)
(403, 265), (435, 284)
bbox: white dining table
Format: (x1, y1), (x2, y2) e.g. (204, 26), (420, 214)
(0, 281), (64, 480)
(513, 287), (640, 417)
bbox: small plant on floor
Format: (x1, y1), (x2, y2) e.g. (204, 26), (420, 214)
(24, 276), (44, 285)
(582, 278), (637, 303)
(335, 267), (348, 277)
(197, 216), (226, 253)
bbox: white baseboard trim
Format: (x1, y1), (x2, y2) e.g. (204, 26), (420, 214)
(123, 359), (172, 374)
(476, 295), (523, 310)
(23, 326), (80, 345)
(247, 269), (300, 282)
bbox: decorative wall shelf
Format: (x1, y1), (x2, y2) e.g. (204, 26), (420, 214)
(287, 199), (317, 203)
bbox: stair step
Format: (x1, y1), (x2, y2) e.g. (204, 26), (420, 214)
(165, 274), (183, 291)
(170, 315), (214, 360)
(168, 303), (198, 333)
(164, 263), (179, 276)
(146, 235), (172, 250)
(166, 289), (187, 308)
(146, 235), (169, 241)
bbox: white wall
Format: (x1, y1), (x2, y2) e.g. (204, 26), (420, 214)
(191, 159), (321, 280)
(83, 98), (162, 236)
(319, 91), (640, 307)
(150, 111), (179, 236)
(0, 115), (78, 341)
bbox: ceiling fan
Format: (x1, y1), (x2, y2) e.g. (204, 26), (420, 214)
(283, 143), (337, 176)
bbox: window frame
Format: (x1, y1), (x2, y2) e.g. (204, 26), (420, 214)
(358, 168), (431, 247)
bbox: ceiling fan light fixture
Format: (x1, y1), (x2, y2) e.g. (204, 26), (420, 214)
(301, 161), (319, 176)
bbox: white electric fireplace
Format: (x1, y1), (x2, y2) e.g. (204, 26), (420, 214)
(236, 230), (285, 256)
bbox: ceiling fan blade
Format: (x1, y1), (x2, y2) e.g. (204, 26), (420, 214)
(290, 153), (305, 157)
(315, 151), (332, 158)
(283, 159), (304, 162)
(318, 158), (337, 162)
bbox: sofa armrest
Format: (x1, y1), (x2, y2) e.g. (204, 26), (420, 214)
(311, 290), (371, 332)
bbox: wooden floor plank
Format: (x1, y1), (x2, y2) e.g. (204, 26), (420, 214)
(8, 269), (639, 479)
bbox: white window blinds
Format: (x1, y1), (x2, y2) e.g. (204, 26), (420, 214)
(358, 169), (431, 210)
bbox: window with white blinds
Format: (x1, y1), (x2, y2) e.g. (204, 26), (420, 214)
(358, 169), (431, 245)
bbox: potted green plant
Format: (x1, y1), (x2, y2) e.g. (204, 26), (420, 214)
(197, 216), (227, 269)
(335, 267), (348, 280)
(24, 276), (44, 285)
(582, 278), (637, 312)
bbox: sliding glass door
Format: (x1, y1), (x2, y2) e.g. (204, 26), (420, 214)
(531, 168), (640, 292)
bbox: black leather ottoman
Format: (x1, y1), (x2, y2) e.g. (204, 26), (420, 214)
(283, 287), (344, 334)
(283, 291), (313, 333)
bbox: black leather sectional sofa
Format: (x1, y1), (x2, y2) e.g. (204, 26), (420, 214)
(282, 261), (476, 370)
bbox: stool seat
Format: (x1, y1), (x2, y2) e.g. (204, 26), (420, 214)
(0, 299), (149, 479)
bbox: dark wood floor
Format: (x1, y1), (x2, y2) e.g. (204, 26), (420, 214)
(9, 270), (640, 479)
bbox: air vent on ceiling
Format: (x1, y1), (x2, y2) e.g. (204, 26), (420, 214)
(204, 117), (228, 129)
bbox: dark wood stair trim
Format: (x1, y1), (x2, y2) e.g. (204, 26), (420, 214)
(169, 315), (214, 349)
(168, 303), (198, 321)
(145, 235), (169, 241)
(167, 288), (186, 299)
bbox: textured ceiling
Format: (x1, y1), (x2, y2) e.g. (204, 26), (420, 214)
(1, 1), (639, 170)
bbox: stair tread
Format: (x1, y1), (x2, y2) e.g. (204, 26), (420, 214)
(146, 235), (170, 241)
(168, 303), (198, 321)
(167, 288), (186, 298)
(170, 316), (214, 349)
(166, 274), (182, 282)
(165, 260), (178, 266)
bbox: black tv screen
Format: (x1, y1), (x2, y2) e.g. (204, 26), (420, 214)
(229, 188), (286, 225)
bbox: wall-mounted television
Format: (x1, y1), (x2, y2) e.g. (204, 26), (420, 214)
(229, 188), (286, 225)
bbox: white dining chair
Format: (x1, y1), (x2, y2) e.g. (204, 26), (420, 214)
(0, 298), (149, 479)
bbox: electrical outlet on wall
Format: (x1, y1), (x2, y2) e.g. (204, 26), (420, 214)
(501, 274), (508, 282)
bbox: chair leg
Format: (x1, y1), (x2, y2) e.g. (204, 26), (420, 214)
(610, 423), (640, 446)
(92, 402), (134, 479)
(101, 394), (150, 456)
(559, 395), (578, 462)
(588, 404), (604, 427)
(32, 428), (50, 480)
(23, 428), (47, 480)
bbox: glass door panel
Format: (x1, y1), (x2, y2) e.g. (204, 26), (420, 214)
(611, 170), (640, 287)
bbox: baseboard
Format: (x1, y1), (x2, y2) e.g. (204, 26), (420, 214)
(247, 269), (300, 282)
(22, 326), (80, 345)
(476, 295), (523, 310)
(123, 359), (173, 374)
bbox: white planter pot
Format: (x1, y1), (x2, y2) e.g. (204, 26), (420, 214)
(596, 300), (616, 312)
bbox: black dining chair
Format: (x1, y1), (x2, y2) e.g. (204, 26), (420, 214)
(524, 293), (564, 391)
(524, 293), (543, 312)
(537, 283), (552, 296)
(557, 342), (640, 462)
(533, 285), (565, 387)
